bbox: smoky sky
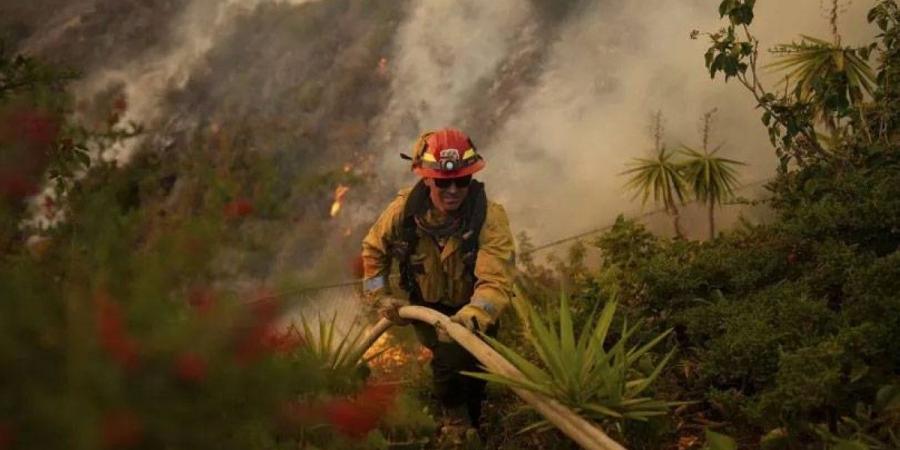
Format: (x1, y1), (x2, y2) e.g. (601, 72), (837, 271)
(5, 0), (880, 256)
(374, 0), (878, 242)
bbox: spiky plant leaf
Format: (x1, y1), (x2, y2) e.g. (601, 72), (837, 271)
(461, 371), (556, 398)
(558, 292), (577, 394)
(622, 147), (687, 211)
(467, 289), (682, 426)
(679, 146), (744, 205)
(629, 348), (677, 397)
(767, 34), (875, 124)
(627, 328), (674, 364)
(480, 334), (553, 385)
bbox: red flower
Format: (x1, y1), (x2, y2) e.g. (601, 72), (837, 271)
(264, 327), (306, 354)
(234, 322), (277, 365)
(173, 352), (208, 383)
(0, 422), (13, 450)
(787, 252), (798, 265)
(324, 399), (379, 439)
(94, 291), (141, 371)
(187, 286), (216, 314)
(323, 384), (398, 439)
(0, 107), (57, 201)
(0, 172), (39, 200)
(233, 291), (285, 364)
(100, 410), (143, 449)
(223, 198), (254, 219)
(5, 109), (60, 149)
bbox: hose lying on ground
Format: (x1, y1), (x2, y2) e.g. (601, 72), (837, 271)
(352, 304), (627, 450)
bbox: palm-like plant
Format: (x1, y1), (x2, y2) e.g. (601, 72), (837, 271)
(293, 312), (377, 375)
(679, 109), (744, 239)
(679, 146), (743, 240)
(767, 34), (876, 129)
(622, 147), (687, 238)
(463, 288), (680, 432)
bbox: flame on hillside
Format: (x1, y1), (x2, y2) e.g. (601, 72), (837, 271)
(329, 184), (350, 218)
(364, 334), (431, 379)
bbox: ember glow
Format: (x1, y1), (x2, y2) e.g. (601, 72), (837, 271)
(329, 184), (350, 218)
(363, 334), (431, 379)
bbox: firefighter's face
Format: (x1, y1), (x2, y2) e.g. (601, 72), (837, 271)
(425, 175), (471, 212)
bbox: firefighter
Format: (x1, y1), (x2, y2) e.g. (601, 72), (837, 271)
(361, 128), (515, 437)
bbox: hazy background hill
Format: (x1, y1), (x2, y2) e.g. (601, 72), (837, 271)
(0, 0), (877, 287)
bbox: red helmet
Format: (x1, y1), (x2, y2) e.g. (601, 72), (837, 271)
(409, 128), (485, 179)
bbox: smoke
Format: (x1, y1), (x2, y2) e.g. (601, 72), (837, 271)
(371, 0), (535, 185)
(378, 0), (880, 243)
(71, 0), (319, 161)
(6, 0), (881, 270)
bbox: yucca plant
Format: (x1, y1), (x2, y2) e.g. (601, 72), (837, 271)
(464, 288), (680, 432)
(622, 147), (688, 238)
(622, 111), (688, 238)
(292, 312), (379, 377)
(767, 34), (876, 128)
(679, 108), (745, 239)
(679, 146), (743, 240)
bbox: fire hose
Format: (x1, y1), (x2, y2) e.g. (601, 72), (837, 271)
(351, 304), (627, 450)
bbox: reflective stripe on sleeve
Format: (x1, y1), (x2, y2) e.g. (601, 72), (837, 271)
(469, 299), (497, 316)
(363, 275), (387, 293)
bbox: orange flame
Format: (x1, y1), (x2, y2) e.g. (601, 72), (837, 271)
(330, 185), (350, 218)
(364, 334), (431, 379)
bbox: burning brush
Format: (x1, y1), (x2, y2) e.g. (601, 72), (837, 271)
(330, 184), (350, 218)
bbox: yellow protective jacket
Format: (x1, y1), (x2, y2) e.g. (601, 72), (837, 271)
(361, 187), (515, 323)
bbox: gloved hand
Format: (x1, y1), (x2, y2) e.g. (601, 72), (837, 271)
(367, 289), (410, 326)
(451, 304), (492, 332)
(378, 297), (410, 326)
(435, 322), (453, 343)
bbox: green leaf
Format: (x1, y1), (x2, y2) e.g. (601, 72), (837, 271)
(74, 150), (91, 168)
(461, 371), (555, 398)
(760, 427), (789, 449)
(518, 420), (554, 434)
(705, 429), (737, 450)
(627, 328), (673, 364)
(630, 348), (675, 396)
(876, 384), (900, 412)
(583, 403), (624, 419)
(832, 440), (870, 450)
(718, 0), (737, 18)
(479, 334), (552, 385)
(526, 300), (567, 382)
(558, 291), (577, 391)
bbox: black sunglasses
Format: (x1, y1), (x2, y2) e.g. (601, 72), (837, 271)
(434, 175), (473, 189)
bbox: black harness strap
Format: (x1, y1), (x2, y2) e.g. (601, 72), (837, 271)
(393, 180), (487, 303)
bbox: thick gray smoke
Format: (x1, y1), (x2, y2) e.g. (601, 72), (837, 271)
(68, 0), (319, 161)
(377, 0), (877, 243)
(4, 0), (879, 267)
(371, 0), (533, 169)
